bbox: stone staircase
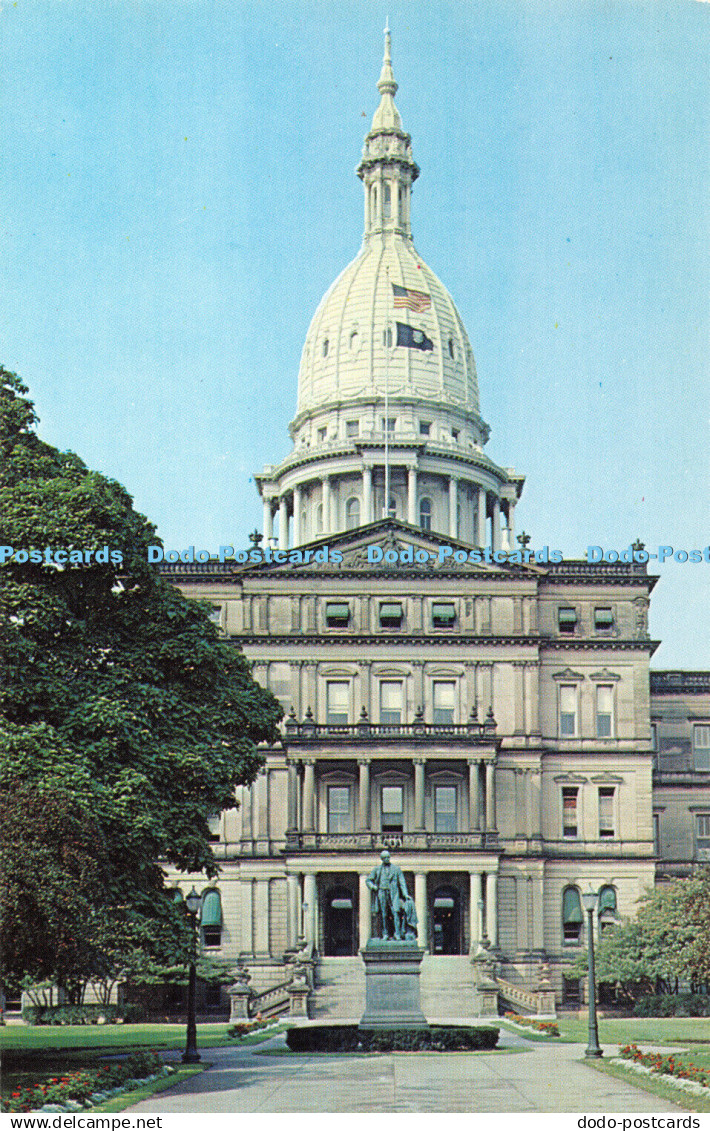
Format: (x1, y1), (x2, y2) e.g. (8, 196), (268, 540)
(310, 954), (484, 1021)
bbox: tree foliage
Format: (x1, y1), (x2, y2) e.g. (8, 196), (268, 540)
(0, 368), (283, 989)
(571, 871), (710, 998)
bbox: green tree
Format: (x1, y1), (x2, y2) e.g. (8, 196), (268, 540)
(571, 871), (710, 999)
(0, 368), (282, 992)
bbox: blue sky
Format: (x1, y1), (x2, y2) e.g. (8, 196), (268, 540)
(2, 0), (708, 666)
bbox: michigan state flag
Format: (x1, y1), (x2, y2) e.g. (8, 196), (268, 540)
(396, 322), (434, 351)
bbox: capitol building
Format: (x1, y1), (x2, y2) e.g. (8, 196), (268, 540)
(163, 32), (709, 1019)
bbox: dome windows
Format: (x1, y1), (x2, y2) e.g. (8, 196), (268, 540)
(448, 338), (456, 359)
(383, 183), (392, 219)
(383, 326), (393, 348)
(345, 497), (361, 530)
(322, 337), (330, 358)
(420, 497), (432, 531)
(349, 328), (360, 354)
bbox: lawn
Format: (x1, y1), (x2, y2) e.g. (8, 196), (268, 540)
(0, 1022), (282, 1104)
(557, 1015), (710, 1061)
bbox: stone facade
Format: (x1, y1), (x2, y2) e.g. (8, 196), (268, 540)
(158, 34), (708, 1015)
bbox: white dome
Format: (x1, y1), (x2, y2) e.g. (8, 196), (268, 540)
(295, 237), (481, 423)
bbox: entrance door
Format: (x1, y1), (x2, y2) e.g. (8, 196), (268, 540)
(432, 886), (461, 954)
(324, 887), (356, 956)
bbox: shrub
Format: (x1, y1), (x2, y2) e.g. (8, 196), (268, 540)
(631, 994), (710, 1018)
(21, 1004), (125, 1026)
(285, 1025), (499, 1053)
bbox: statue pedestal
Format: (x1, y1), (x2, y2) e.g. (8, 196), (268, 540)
(359, 940), (427, 1030)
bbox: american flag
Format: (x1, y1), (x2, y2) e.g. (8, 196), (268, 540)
(392, 283), (431, 313)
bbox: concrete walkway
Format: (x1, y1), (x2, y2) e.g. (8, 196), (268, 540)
(129, 1030), (685, 1113)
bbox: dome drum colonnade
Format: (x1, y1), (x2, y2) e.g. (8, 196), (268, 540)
(255, 28), (523, 550)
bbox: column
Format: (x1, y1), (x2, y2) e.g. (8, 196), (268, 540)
(532, 874), (545, 951)
(507, 500), (516, 549)
(468, 758), (480, 831)
(362, 465), (373, 524)
(286, 760), (298, 832)
(359, 873), (371, 948)
(486, 872), (498, 948)
(491, 497), (501, 551)
(278, 495), (289, 551)
(407, 465), (417, 525)
(358, 758), (371, 832)
(303, 873), (317, 946)
(449, 476), (458, 538)
(302, 758), (315, 833)
(485, 761), (496, 831)
(263, 498), (273, 545)
(414, 758), (425, 830)
(240, 785), (252, 843)
(293, 485), (303, 546)
(254, 879), (269, 955)
(287, 874), (300, 949)
(415, 873), (427, 949)
(322, 476), (331, 535)
(241, 879), (253, 955)
(469, 872), (482, 952)
(477, 486), (487, 547)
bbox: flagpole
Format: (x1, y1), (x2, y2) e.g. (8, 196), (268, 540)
(384, 264), (390, 520)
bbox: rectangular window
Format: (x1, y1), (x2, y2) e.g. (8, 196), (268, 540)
(451, 428), (460, 441)
(434, 785), (457, 832)
(318, 427), (327, 442)
(381, 785), (404, 832)
(653, 813), (660, 855)
(598, 787), (615, 838)
(419, 420), (431, 436)
(206, 814), (221, 843)
(381, 417), (396, 434)
(379, 602), (403, 628)
(596, 685), (614, 738)
(202, 927), (222, 948)
(559, 685), (578, 737)
(558, 607), (578, 634)
(594, 607), (614, 631)
(697, 815), (710, 861)
(325, 601), (350, 628)
(433, 681), (456, 724)
(380, 681), (403, 725)
(328, 786), (351, 833)
(562, 787), (579, 838)
(694, 726), (710, 771)
(432, 601), (456, 628)
(326, 681), (350, 726)
(208, 604), (223, 625)
(345, 420), (359, 437)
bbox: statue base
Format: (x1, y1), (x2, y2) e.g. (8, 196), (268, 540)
(359, 940), (428, 1030)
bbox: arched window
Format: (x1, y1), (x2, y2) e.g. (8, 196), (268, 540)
(562, 886), (583, 945)
(349, 328), (359, 353)
(383, 182), (391, 219)
(300, 510), (307, 540)
(598, 885), (618, 935)
(201, 889), (223, 948)
(316, 503), (324, 534)
(383, 326), (393, 348)
(420, 497), (432, 531)
(448, 337), (455, 359)
(345, 496), (360, 530)
(322, 338), (329, 358)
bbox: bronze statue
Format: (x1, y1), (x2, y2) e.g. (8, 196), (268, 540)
(366, 850), (411, 941)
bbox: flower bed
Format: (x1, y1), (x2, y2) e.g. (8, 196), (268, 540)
(2, 1050), (170, 1113)
(504, 1013), (560, 1037)
(227, 1019), (270, 1039)
(617, 1045), (710, 1090)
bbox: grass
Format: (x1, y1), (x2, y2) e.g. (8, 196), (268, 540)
(556, 1016), (710, 1059)
(0, 1022), (283, 1104)
(584, 1058), (710, 1115)
(0, 1022), (234, 1054)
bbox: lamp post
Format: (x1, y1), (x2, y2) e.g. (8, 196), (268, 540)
(182, 887), (201, 1065)
(581, 888), (602, 1059)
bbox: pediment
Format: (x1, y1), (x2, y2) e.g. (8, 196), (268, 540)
(238, 519), (543, 577)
